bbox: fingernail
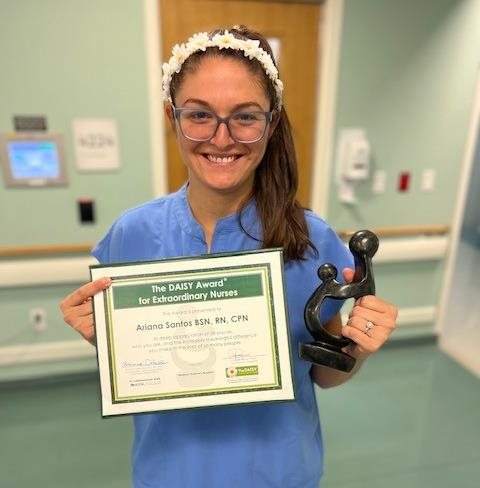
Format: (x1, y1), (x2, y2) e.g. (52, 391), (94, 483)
(103, 277), (112, 287)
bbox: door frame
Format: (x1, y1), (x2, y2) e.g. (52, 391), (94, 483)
(143, 0), (168, 197)
(143, 0), (345, 217)
(436, 68), (480, 374)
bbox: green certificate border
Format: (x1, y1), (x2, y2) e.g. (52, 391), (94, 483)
(104, 264), (282, 404)
(90, 248), (295, 416)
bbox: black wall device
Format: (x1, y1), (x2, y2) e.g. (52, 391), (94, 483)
(13, 115), (48, 132)
(78, 198), (95, 223)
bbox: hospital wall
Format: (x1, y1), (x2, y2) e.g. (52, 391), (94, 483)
(0, 0), (154, 379)
(1, 0), (479, 380)
(328, 0), (480, 333)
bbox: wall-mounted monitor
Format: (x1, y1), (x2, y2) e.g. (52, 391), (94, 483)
(0, 132), (68, 187)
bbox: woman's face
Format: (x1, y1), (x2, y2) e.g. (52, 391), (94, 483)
(167, 56), (274, 203)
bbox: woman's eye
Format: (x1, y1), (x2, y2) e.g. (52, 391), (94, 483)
(187, 111), (212, 121)
(234, 112), (258, 122)
(233, 112), (263, 124)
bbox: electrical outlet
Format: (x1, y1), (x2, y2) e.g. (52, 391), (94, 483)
(421, 169), (436, 192)
(372, 170), (386, 194)
(30, 308), (47, 332)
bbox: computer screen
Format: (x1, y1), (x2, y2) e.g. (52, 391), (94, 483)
(0, 133), (67, 187)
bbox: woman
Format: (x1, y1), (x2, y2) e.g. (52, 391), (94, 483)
(61, 26), (397, 488)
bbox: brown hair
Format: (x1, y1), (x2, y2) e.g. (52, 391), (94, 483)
(169, 26), (316, 261)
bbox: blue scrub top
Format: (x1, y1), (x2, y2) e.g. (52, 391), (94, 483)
(93, 185), (353, 488)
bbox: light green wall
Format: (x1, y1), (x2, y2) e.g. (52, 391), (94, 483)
(0, 0), (154, 380)
(328, 0), (480, 229)
(0, 0), (154, 246)
(326, 0), (480, 336)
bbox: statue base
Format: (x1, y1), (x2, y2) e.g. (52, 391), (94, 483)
(298, 342), (356, 373)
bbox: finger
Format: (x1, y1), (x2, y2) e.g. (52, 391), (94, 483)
(342, 268), (355, 283)
(342, 325), (378, 353)
(355, 295), (398, 317)
(342, 324), (387, 355)
(348, 307), (396, 330)
(62, 303), (94, 328)
(75, 300), (94, 318)
(346, 317), (390, 342)
(62, 277), (111, 309)
(73, 316), (96, 345)
(66, 310), (95, 337)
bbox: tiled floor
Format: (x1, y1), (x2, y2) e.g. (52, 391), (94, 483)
(1, 342), (479, 487)
(0, 376), (131, 488)
(317, 343), (480, 488)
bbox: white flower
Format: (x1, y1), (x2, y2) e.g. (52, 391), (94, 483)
(162, 62), (172, 77)
(161, 30), (284, 109)
(212, 31), (238, 50)
(275, 79), (284, 93)
(242, 39), (261, 60)
(187, 32), (210, 52)
(172, 43), (189, 65)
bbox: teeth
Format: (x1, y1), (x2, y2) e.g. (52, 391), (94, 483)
(206, 154), (237, 164)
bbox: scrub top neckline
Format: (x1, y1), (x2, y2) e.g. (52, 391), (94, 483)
(173, 184), (259, 241)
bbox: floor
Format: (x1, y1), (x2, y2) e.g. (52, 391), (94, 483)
(1, 342), (479, 488)
(317, 342), (480, 488)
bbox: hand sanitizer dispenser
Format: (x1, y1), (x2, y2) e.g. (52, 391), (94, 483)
(336, 128), (371, 203)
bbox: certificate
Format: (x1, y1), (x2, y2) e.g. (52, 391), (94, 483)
(90, 249), (295, 416)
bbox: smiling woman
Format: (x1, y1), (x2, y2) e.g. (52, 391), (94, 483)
(163, 27), (313, 258)
(60, 25), (398, 488)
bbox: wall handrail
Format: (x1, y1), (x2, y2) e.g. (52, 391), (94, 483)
(337, 225), (449, 239)
(0, 225), (450, 258)
(0, 244), (93, 257)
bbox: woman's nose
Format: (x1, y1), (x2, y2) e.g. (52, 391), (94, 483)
(210, 122), (235, 148)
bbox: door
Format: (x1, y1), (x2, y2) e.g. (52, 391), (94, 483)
(159, 0), (323, 206)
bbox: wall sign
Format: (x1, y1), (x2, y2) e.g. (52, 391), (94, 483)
(73, 118), (120, 171)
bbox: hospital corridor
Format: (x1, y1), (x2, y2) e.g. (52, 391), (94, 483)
(1, 1), (480, 487)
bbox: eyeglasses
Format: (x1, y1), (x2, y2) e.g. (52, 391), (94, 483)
(172, 107), (273, 143)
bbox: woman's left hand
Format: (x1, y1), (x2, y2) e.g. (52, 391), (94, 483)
(341, 269), (398, 360)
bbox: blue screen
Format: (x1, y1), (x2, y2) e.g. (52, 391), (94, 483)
(7, 141), (60, 180)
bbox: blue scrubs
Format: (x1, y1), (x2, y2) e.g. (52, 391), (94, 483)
(93, 185), (353, 488)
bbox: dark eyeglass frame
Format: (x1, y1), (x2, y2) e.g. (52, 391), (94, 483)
(172, 106), (273, 143)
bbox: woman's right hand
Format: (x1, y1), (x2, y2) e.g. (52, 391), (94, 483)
(60, 277), (112, 346)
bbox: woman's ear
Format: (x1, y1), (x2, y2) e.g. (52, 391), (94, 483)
(165, 104), (176, 132)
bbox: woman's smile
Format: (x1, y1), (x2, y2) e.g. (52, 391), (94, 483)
(203, 153), (241, 164)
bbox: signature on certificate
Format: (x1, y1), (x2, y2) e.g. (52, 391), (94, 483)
(226, 348), (255, 361)
(122, 359), (168, 369)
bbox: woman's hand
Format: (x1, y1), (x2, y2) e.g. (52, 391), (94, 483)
(341, 268), (398, 360)
(60, 277), (112, 346)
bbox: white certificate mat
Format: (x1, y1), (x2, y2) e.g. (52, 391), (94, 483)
(90, 249), (295, 416)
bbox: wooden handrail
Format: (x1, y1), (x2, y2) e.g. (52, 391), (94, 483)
(0, 225), (450, 257)
(0, 243), (93, 257)
(337, 224), (450, 239)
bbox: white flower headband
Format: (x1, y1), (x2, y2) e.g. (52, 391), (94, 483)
(162, 30), (284, 110)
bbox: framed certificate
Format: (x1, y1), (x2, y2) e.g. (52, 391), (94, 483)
(90, 249), (295, 416)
